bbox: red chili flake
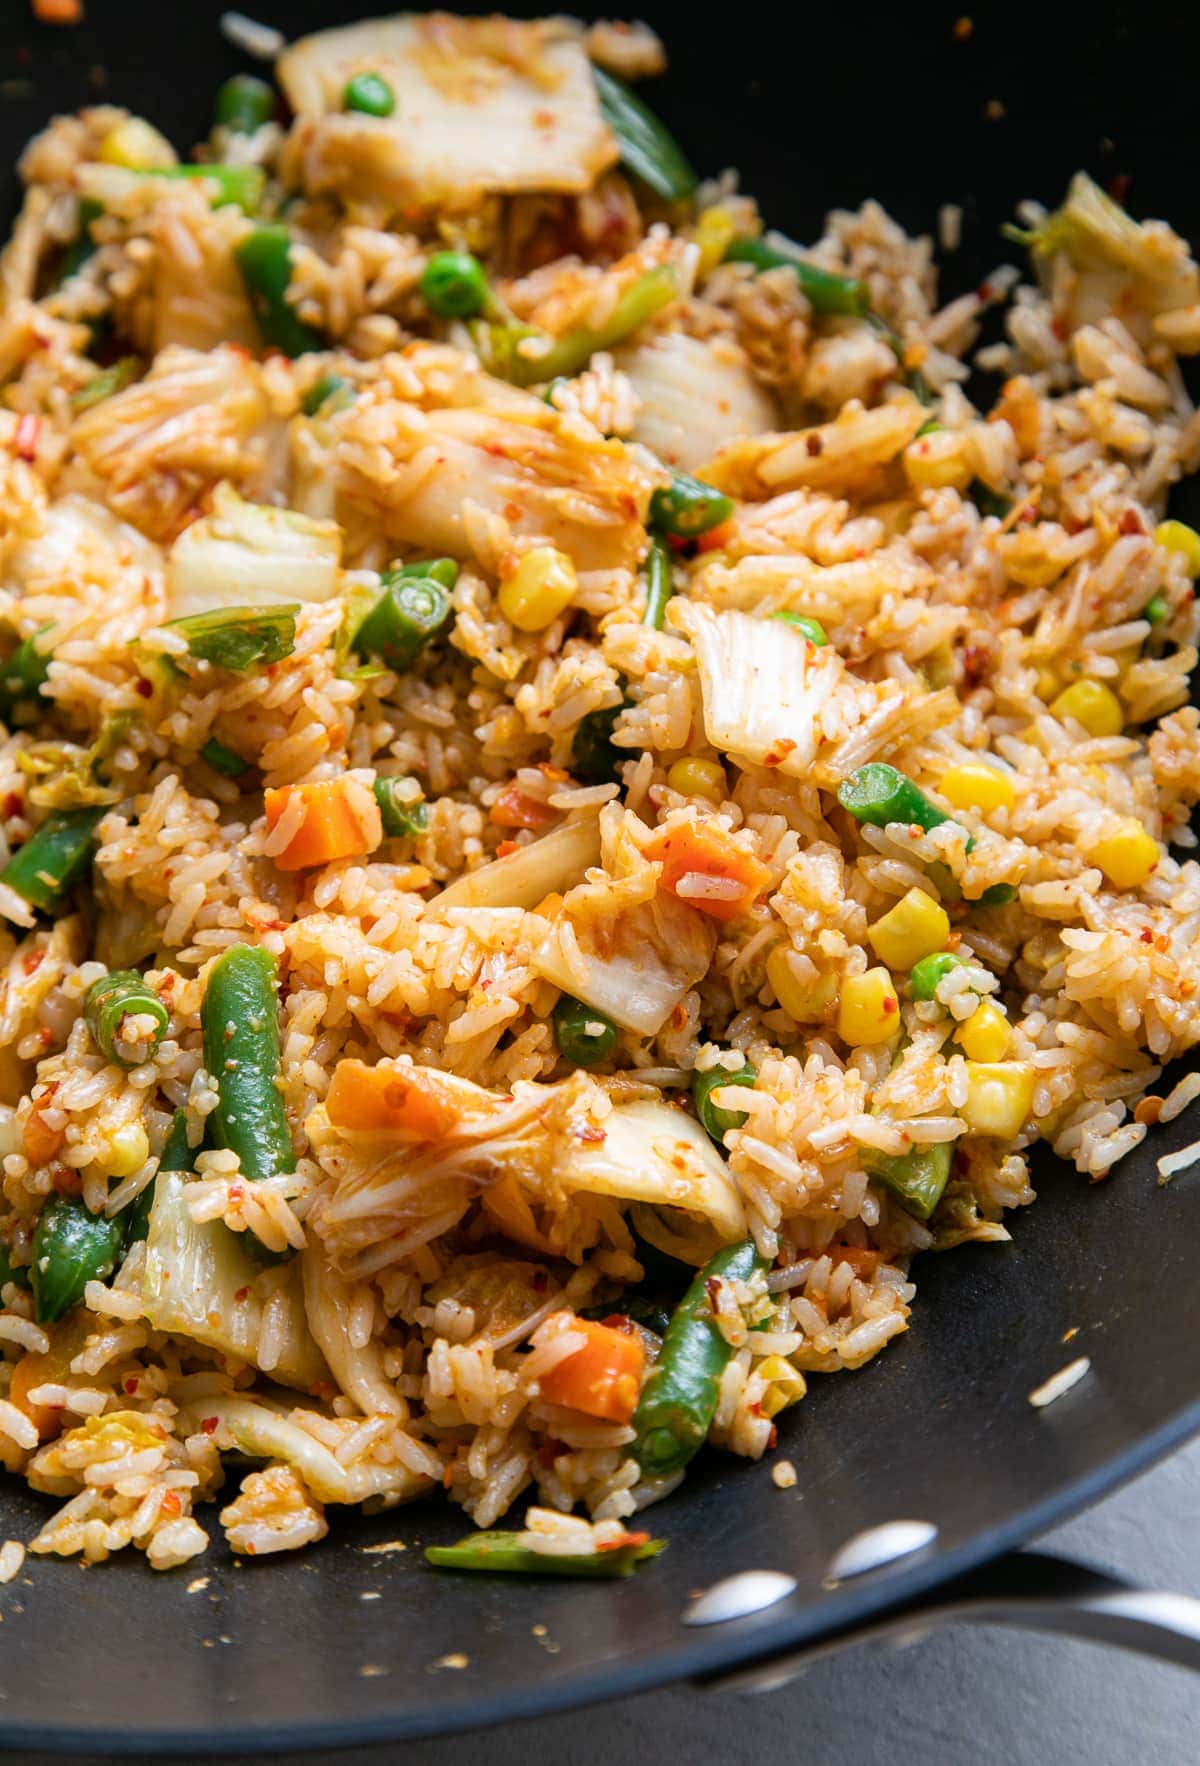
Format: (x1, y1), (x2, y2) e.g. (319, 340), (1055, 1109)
(201, 1415), (219, 1435)
(1118, 509), (1144, 535)
(1140, 927), (1154, 944)
(495, 839), (520, 859)
(767, 1425), (778, 1451)
(574, 1123), (606, 1144)
(14, 414), (40, 461)
(882, 995), (898, 1015)
(233, 1285), (250, 1303)
(133, 676), (153, 699)
(1107, 172), (1133, 205)
(3, 793), (22, 818)
(531, 1270), (548, 1292)
(124, 1377), (139, 1395)
(805, 434), (824, 457)
(161, 1491), (182, 1517)
(962, 644), (990, 686)
(1050, 316), (1068, 342)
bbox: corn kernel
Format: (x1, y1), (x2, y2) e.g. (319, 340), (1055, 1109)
(1035, 665), (1063, 701)
(867, 889), (951, 972)
(766, 947), (837, 1023)
(99, 116), (177, 170)
(106, 1121), (150, 1179)
(694, 206), (737, 279)
(667, 757), (727, 803)
(957, 999), (1011, 1062)
(757, 1355), (806, 1419)
(1049, 679), (1124, 738)
(962, 1062), (1035, 1138)
(1086, 817), (1159, 889)
(837, 967), (901, 1046)
(1154, 519), (1200, 577)
(938, 762), (1015, 814)
(498, 547), (577, 632)
(903, 428), (973, 493)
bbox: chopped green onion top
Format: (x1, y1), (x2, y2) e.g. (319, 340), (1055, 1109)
(301, 372), (355, 417)
(200, 736), (250, 778)
(71, 356), (139, 412)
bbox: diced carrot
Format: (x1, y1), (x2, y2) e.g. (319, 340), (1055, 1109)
(9, 1314), (91, 1443)
(325, 1059), (461, 1142)
(695, 518), (736, 554)
(825, 1244), (882, 1278)
(23, 1098), (64, 1167)
(534, 1314), (646, 1425)
(644, 822), (772, 923)
(263, 778), (382, 873)
(489, 787), (557, 831)
(33, 0), (83, 21)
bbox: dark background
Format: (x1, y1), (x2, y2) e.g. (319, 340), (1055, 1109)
(2, 0), (1200, 1751)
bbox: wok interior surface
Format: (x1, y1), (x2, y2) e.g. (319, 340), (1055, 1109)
(1, 0), (1200, 1749)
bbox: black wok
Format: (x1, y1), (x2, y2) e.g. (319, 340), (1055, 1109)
(3, 0), (1200, 1750)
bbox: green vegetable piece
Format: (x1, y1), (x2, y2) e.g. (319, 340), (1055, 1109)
(1144, 592), (1169, 627)
(420, 250), (489, 319)
(0, 1241), (30, 1293)
(773, 610), (828, 646)
(909, 950), (965, 1001)
(476, 265), (677, 387)
(632, 1237), (766, 1477)
(134, 164), (265, 215)
(649, 471), (734, 540)
(426, 1529), (665, 1578)
(373, 779), (429, 839)
(71, 357), (139, 412)
(166, 605), (298, 673)
(202, 944), (295, 1186)
(200, 736), (250, 778)
(837, 762), (950, 835)
(236, 225), (323, 358)
(592, 66), (696, 203)
(553, 995), (618, 1067)
(343, 71), (396, 117)
(31, 1196), (125, 1325)
(214, 73), (275, 134)
(0, 623), (53, 716)
(124, 1107), (192, 1247)
(0, 807), (104, 918)
(861, 1141), (953, 1221)
(969, 479), (1013, 521)
(973, 881), (1017, 908)
(724, 236), (871, 317)
(395, 556), (459, 590)
(352, 574), (451, 673)
(692, 1059), (756, 1144)
(301, 373), (355, 417)
(57, 197), (103, 285)
(581, 1295), (672, 1337)
(641, 538), (674, 630)
(570, 699), (629, 784)
(85, 969), (169, 1067)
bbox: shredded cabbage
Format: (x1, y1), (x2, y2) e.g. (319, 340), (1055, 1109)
(531, 889), (714, 1035)
(429, 817), (601, 915)
(616, 332), (776, 473)
(166, 482), (342, 619)
(1015, 172), (1199, 313)
(174, 1395), (432, 1505)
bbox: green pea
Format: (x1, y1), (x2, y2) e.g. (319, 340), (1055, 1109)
(692, 1059), (756, 1144)
(1144, 593), (1169, 627)
(553, 996), (618, 1067)
(420, 250), (489, 320)
(909, 951), (964, 1001)
(343, 72), (396, 117)
(214, 73), (275, 134)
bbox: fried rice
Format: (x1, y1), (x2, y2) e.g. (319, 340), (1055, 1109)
(0, 10), (1199, 1573)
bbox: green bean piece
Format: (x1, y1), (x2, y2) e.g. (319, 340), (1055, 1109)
(123, 1107), (191, 1246)
(570, 699), (628, 785)
(426, 1529), (665, 1578)
(166, 605), (298, 672)
(773, 610), (828, 646)
(837, 762), (951, 835)
(0, 623), (53, 716)
(236, 225), (323, 358)
(581, 1296), (672, 1337)
(692, 1059), (756, 1144)
(30, 1196), (126, 1325)
(352, 574), (451, 673)
(0, 807), (104, 919)
(973, 881), (1017, 908)
(85, 970), (169, 1067)
(343, 71), (395, 117)
(133, 164), (265, 215)
(861, 1141), (953, 1221)
(214, 73), (275, 134)
(477, 265), (677, 387)
(301, 372), (355, 417)
(420, 250), (489, 319)
(724, 236), (871, 318)
(1144, 592), (1169, 627)
(632, 1237), (766, 1477)
(592, 66), (696, 203)
(373, 779), (429, 839)
(394, 556), (459, 591)
(0, 1241), (30, 1293)
(71, 357), (139, 412)
(200, 736), (250, 778)
(202, 944), (295, 1184)
(553, 995), (618, 1067)
(57, 197), (103, 285)
(641, 538), (674, 630)
(909, 950), (965, 1001)
(649, 471), (734, 540)
(969, 479), (1013, 521)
